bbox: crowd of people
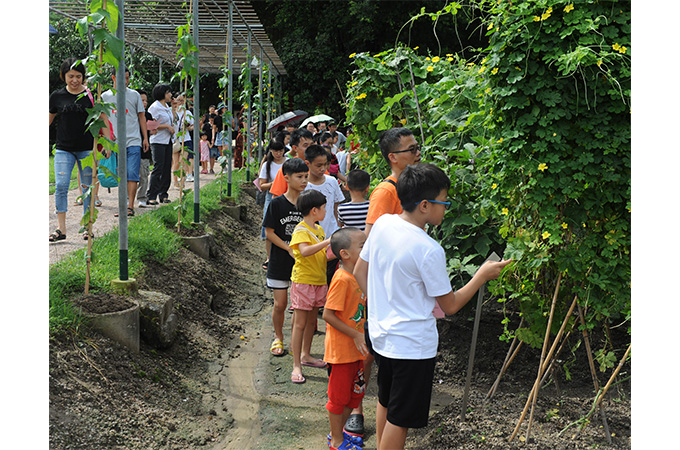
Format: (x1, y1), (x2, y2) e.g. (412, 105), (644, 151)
(49, 57), (512, 450)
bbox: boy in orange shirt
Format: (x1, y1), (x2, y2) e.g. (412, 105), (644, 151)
(323, 227), (368, 450)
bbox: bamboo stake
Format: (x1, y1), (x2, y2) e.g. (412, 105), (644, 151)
(526, 273), (563, 439)
(509, 287), (580, 443)
(588, 343), (631, 418)
(539, 329), (573, 388)
(576, 305), (612, 443)
(487, 318), (524, 399)
(85, 5), (106, 295)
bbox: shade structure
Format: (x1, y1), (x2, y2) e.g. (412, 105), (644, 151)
(267, 110), (308, 131)
(48, 0), (286, 75)
(300, 114), (334, 127)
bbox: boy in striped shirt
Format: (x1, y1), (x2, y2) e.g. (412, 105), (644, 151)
(338, 169), (370, 231)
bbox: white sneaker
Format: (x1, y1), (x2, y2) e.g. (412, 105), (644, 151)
(186, 174), (194, 182)
(138, 201), (147, 208)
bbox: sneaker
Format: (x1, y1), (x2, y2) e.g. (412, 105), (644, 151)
(138, 201), (147, 208)
(186, 174), (194, 182)
(330, 435), (362, 450)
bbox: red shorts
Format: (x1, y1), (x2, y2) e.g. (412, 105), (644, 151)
(326, 360), (365, 415)
(290, 282), (328, 310)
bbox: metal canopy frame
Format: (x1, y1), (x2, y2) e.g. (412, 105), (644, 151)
(49, 0), (287, 76)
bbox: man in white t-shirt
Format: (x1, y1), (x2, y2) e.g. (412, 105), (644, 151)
(354, 163), (511, 450)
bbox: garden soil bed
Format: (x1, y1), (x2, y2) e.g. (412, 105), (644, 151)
(49, 188), (630, 449)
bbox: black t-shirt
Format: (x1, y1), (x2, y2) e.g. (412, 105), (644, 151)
(202, 120), (213, 142)
(141, 111), (153, 160)
(49, 87), (95, 152)
(213, 115), (223, 132)
(262, 195), (302, 281)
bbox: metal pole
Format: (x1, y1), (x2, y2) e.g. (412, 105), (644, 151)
(227, 0), (233, 197)
(192, 0), (200, 224)
(460, 252), (501, 419)
(115, 0), (128, 281)
(267, 57), (272, 140)
(258, 47), (263, 164)
(246, 29), (252, 182)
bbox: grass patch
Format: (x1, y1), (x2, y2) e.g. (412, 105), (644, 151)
(49, 169), (246, 335)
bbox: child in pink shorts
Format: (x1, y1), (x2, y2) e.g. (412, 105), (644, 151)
(199, 131), (210, 174)
(288, 189), (331, 384)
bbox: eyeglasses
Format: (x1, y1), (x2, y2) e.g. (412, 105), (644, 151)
(391, 144), (421, 155)
(415, 199), (451, 209)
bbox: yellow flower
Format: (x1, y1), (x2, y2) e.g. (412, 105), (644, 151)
(492, 183), (498, 189)
(413, 46), (419, 50)
(542, 231), (551, 240)
(399, 118), (407, 125)
(425, 56), (431, 61)
(349, 80), (358, 87)
(502, 208), (509, 216)
(491, 67), (499, 75)
(349, 52), (356, 58)
(533, 16), (541, 22)
(478, 66), (486, 74)
(597, 60), (603, 68)
(432, 56), (440, 63)
(485, 87), (491, 94)
(447, 57), (453, 62)
(356, 93), (367, 100)
(426, 65), (434, 72)
(487, 22), (494, 31)
(619, 46), (627, 54)
(561, 222), (568, 229)
(612, 43), (621, 52)
(496, 138), (503, 144)
(538, 163), (548, 172)
(564, 3), (574, 13)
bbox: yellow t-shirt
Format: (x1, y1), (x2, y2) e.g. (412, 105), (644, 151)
(290, 221), (327, 285)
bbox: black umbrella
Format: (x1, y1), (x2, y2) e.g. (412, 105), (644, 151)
(267, 110), (308, 132)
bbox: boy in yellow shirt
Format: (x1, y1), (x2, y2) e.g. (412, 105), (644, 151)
(289, 189), (331, 383)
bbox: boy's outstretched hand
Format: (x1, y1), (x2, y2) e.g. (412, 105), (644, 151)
(478, 259), (513, 282)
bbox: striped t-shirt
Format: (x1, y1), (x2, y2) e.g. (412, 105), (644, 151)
(338, 201), (370, 231)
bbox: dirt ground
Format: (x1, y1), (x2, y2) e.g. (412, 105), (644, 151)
(48, 185), (631, 449)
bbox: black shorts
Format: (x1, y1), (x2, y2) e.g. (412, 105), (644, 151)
(375, 353), (436, 429)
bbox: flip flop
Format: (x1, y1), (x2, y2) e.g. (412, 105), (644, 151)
(291, 373), (306, 384)
(270, 339), (284, 356)
(301, 359), (327, 369)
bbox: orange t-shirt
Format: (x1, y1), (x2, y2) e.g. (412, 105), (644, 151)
(269, 164), (289, 197)
(323, 268), (367, 364)
(365, 175), (402, 225)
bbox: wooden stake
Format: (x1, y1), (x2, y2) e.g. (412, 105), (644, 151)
(587, 344), (631, 420)
(487, 318), (524, 399)
(509, 288), (580, 443)
(526, 273), (562, 439)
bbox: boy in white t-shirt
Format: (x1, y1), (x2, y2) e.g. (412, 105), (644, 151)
(354, 163), (511, 450)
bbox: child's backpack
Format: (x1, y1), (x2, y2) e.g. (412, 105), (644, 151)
(98, 151), (119, 189)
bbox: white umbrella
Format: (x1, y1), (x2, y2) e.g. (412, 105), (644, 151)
(300, 114), (334, 127)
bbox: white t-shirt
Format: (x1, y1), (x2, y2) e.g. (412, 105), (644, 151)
(174, 108), (194, 143)
(258, 158), (287, 183)
(101, 87), (145, 148)
(305, 174), (345, 237)
(360, 214), (452, 360)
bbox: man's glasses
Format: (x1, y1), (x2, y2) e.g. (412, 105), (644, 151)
(415, 199), (451, 209)
(391, 144), (421, 155)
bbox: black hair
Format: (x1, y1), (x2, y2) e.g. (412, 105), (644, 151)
(330, 227), (362, 259)
(282, 157), (309, 176)
(397, 163), (451, 212)
(59, 57), (86, 81)
(296, 189), (327, 216)
(274, 130), (290, 145)
(151, 83), (172, 102)
(305, 144), (330, 163)
(136, 89), (148, 97)
(290, 128), (313, 147)
(346, 169), (370, 191)
(264, 140), (286, 181)
(200, 131), (207, 138)
(315, 131), (333, 145)
(379, 127), (414, 164)
(111, 66), (130, 76)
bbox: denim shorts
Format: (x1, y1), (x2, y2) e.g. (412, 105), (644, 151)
(126, 146), (142, 182)
(210, 146), (220, 158)
(214, 131), (225, 146)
